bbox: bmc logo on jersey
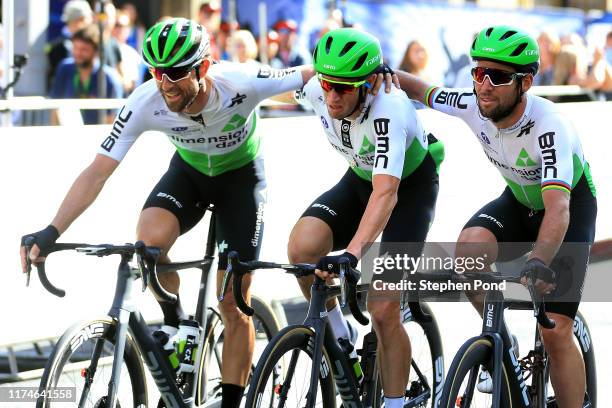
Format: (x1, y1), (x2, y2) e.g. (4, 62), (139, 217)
(480, 132), (491, 144)
(320, 116), (329, 128)
(373, 118), (390, 169)
(434, 91), (472, 109)
(257, 67), (295, 79)
(538, 132), (557, 179)
(100, 107), (133, 152)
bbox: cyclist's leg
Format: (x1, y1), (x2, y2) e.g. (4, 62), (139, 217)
(213, 158), (266, 404)
(538, 195), (596, 408)
(138, 153), (207, 327)
(288, 169), (363, 307)
(456, 187), (528, 315)
(369, 164), (438, 399)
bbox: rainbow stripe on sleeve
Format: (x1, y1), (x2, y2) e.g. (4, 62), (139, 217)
(541, 180), (571, 194)
(424, 86), (439, 108)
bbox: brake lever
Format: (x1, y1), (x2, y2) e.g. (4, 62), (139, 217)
(23, 237), (34, 287)
(338, 264), (347, 308)
(219, 251), (239, 302)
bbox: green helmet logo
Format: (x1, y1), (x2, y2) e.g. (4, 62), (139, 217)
(142, 18), (210, 68)
(313, 28), (382, 79)
(470, 25), (539, 74)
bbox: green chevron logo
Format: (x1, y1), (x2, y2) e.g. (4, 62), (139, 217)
(222, 114), (247, 132)
(515, 148), (537, 167)
(358, 136), (375, 155)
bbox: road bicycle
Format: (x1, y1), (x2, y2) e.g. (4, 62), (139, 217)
(25, 208), (281, 407)
(223, 251), (445, 408)
(430, 270), (596, 408)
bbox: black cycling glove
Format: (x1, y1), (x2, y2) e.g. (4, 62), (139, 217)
(375, 63), (395, 76)
(21, 225), (60, 257)
(316, 251), (358, 275)
(520, 257), (556, 284)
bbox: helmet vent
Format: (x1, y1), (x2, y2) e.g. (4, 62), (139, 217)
(471, 37), (477, 51)
(325, 36), (333, 54)
(313, 45), (318, 63)
(485, 27), (494, 37)
(510, 42), (528, 57)
(339, 41), (356, 57)
(500, 30), (517, 41)
(351, 53), (368, 73)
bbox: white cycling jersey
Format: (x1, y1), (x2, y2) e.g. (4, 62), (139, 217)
(424, 87), (596, 210)
(296, 77), (443, 181)
(98, 62), (303, 176)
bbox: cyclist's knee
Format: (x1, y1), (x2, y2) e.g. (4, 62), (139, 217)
(218, 295), (250, 327)
(456, 227), (498, 266)
(540, 314), (575, 357)
(367, 301), (400, 332)
(287, 217), (332, 264)
(137, 208), (180, 249)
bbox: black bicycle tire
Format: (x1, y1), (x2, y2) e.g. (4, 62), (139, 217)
(37, 316), (147, 408)
(440, 336), (515, 408)
(371, 302), (445, 408)
(196, 295), (282, 405)
(244, 325), (337, 408)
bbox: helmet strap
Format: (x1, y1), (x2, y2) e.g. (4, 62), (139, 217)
(183, 81), (203, 112)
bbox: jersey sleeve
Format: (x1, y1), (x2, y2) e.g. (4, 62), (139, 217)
(424, 86), (477, 121)
(370, 93), (413, 179)
(538, 114), (574, 195)
(248, 64), (305, 101)
(293, 77), (320, 110)
(96, 92), (145, 162)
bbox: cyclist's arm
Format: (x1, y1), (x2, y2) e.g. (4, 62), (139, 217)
(530, 117), (574, 264)
(51, 154), (120, 234)
(395, 69), (433, 104)
(346, 174), (399, 258)
(530, 189), (570, 265)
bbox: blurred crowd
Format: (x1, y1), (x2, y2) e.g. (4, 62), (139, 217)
(3, 0), (610, 124)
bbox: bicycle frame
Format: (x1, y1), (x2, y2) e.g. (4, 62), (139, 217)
(478, 290), (533, 408)
(93, 210), (219, 408)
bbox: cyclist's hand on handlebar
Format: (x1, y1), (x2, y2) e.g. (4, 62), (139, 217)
(520, 257), (556, 295)
(315, 251), (358, 279)
(20, 225), (60, 273)
(372, 63), (399, 95)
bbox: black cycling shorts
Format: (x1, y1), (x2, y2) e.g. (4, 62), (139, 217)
(143, 153), (266, 269)
(464, 174), (597, 319)
(301, 152), (439, 257)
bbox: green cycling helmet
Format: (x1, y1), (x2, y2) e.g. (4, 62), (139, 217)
(142, 18), (210, 68)
(470, 25), (539, 74)
(313, 28), (382, 79)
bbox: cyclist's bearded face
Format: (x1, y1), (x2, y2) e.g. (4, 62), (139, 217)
(320, 75), (363, 120)
(156, 69), (200, 112)
(473, 61), (523, 123)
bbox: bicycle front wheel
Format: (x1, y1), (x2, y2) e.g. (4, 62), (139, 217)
(440, 336), (515, 408)
(244, 325), (336, 408)
(37, 316), (147, 408)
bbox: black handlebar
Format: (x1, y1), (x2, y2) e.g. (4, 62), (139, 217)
(222, 251), (369, 325)
(23, 240), (175, 302)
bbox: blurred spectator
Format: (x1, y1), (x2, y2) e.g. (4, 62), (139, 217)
(99, 2), (124, 73)
(218, 20), (240, 61)
(534, 31), (560, 86)
(198, 0), (222, 60)
(266, 30), (281, 67)
(112, 10), (142, 94)
(399, 40), (433, 81)
(575, 47), (612, 99)
(120, 2), (146, 53)
(271, 19), (310, 68)
(46, 0), (93, 90)
(229, 30), (259, 66)
(49, 25), (123, 125)
(553, 44), (588, 86)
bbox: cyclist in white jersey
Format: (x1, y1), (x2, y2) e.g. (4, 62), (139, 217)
(284, 28), (444, 408)
(396, 26), (596, 407)
(20, 18), (314, 407)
